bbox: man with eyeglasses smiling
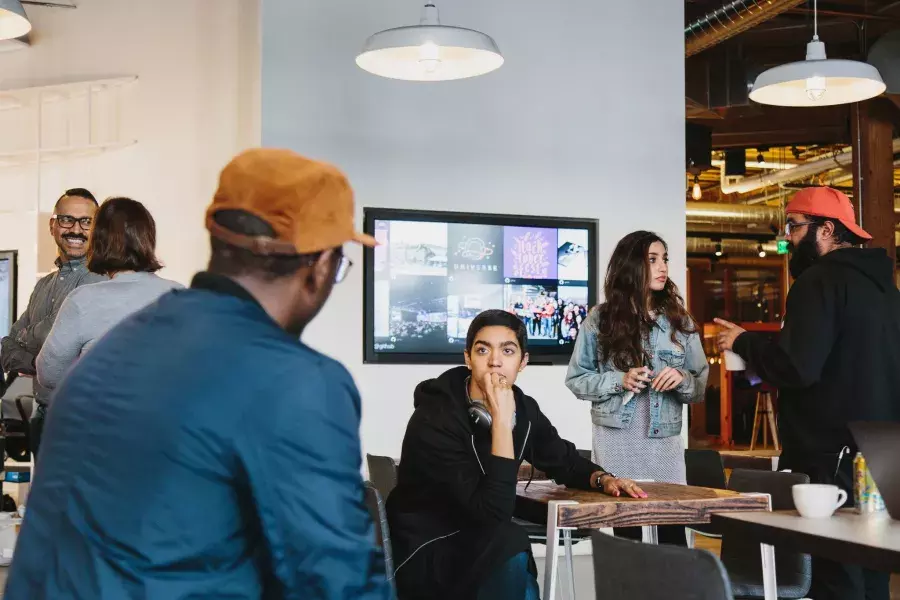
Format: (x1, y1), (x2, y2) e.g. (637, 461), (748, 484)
(1, 187), (106, 454)
(6, 150), (393, 600)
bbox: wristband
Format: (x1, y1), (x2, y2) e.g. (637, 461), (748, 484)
(595, 472), (617, 487)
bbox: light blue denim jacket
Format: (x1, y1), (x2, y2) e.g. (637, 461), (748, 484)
(565, 308), (709, 438)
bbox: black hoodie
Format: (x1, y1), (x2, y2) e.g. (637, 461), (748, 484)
(385, 366), (601, 599)
(734, 247), (900, 465)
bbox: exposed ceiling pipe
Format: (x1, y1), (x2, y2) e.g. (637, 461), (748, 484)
(687, 222), (779, 236)
(686, 201), (783, 228)
(720, 139), (900, 195)
(711, 159), (798, 171)
(687, 237), (779, 255)
(685, 0), (806, 57)
(780, 158), (900, 195)
(745, 189), (791, 205)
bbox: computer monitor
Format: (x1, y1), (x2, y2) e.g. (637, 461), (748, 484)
(0, 251), (17, 340)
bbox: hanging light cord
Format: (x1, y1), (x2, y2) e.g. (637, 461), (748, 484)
(812, 0), (818, 40)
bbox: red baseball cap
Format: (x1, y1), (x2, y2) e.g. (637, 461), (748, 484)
(784, 186), (872, 241)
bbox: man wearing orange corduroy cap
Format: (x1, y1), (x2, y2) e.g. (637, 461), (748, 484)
(716, 186), (900, 600)
(7, 149), (393, 600)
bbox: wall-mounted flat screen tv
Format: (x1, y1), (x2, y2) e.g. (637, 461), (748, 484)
(363, 208), (598, 365)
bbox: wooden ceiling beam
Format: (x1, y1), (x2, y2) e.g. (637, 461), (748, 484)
(711, 126), (850, 149)
(787, 6), (900, 21)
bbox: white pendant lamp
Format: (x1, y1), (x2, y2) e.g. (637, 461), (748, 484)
(356, 3), (503, 82)
(749, 0), (885, 107)
(0, 0), (31, 41)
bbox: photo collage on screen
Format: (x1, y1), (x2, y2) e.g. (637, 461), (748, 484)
(372, 219), (590, 354)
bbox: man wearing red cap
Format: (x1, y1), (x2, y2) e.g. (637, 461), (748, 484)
(716, 186), (900, 600)
(7, 150), (392, 599)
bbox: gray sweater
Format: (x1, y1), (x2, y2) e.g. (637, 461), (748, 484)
(36, 272), (183, 393)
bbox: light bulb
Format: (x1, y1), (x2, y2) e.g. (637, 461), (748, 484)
(418, 41), (441, 74)
(715, 243), (723, 257)
(805, 75), (826, 102)
(758, 244), (767, 258)
(692, 181), (702, 200)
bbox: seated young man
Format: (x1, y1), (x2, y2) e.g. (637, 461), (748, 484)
(386, 309), (646, 600)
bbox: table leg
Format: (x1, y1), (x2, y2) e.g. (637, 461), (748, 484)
(641, 525), (659, 544)
(542, 500), (577, 600)
(563, 529), (576, 600)
(760, 543), (777, 600)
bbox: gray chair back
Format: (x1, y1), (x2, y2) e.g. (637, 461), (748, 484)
(366, 454), (398, 500)
(363, 481), (395, 586)
(721, 469), (812, 599)
(685, 449), (727, 489)
(591, 530), (734, 600)
(685, 449), (727, 537)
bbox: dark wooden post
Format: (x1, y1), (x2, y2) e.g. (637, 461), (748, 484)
(850, 99), (896, 277)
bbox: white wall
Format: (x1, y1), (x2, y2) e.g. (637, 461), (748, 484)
(0, 0), (260, 312)
(262, 1), (686, 458)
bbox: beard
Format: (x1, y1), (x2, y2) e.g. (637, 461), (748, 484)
(788, 226), (821, 279)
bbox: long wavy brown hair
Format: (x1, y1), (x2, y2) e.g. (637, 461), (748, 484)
(595, 231), (696, 372)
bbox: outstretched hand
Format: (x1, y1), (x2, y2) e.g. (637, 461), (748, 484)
(592, 472), (648, 499)
(714, 318), (746, 352)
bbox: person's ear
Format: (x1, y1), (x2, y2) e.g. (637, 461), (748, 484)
(464, 351), (472, 370)
(519, 352), (529, 372)
(48, 216), (55, 235)
(819, 220), (836, 241)
(310, 249), (336, 289)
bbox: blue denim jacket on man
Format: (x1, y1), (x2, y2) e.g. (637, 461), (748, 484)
(565, 308), (709, 438)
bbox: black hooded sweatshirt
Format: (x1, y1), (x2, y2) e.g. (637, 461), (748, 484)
(385, 366), (602, 599)
(734, 247), (900, 473)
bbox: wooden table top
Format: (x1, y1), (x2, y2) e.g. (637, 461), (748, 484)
(713, 510), (900, 573)
(515, 480), (769, 529)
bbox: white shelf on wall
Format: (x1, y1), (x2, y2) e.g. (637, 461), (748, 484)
(0, 76), (136, 110)
(0, 140), (137, 168)
(0, 76), (138, 170)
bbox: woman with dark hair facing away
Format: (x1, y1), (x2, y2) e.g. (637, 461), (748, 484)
(565, 231), (708, 545)
(37, 197), (182, 394)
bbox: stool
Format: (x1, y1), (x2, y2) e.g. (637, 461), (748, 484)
(750, 389), (780, 452)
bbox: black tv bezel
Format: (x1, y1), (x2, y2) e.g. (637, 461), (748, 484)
(362, 207), (598, 366)
(0, 250), (18, 339)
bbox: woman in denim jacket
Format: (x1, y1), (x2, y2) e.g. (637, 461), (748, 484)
(565, 231), (708, 543)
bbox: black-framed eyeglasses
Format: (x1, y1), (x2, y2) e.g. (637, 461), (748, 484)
(785, 220), (816, 236)
(53, 214), (93, 230)
(297, 253), (353, 284)
(334, 255), (352, 284)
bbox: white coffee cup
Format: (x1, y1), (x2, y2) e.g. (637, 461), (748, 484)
(792, 484), (848, 519)
(723, 350), (746, 371)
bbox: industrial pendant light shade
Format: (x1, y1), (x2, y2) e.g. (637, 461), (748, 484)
(749, 40), (885, 107)
(749, 0), (884, 107)
(356, 3), (503, 82)
(0, 0), (31, 40)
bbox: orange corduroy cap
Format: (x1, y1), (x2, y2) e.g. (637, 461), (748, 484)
(784, 186), (872, 241)
(206, 148), (376, 255)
